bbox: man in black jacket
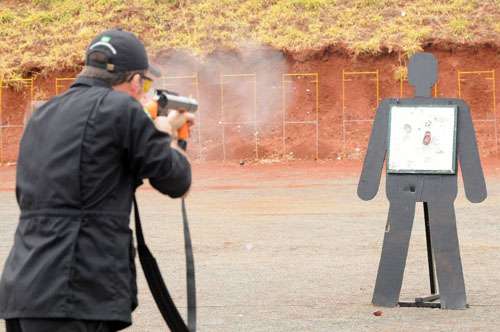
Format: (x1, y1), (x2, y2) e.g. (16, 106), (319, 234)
(0, 29), (193, 332)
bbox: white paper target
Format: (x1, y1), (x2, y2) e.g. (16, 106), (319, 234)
(387, 105), (457, 174)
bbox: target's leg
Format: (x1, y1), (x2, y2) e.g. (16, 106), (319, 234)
(428, 201), (467, 309)
(372, 199), (416, 307)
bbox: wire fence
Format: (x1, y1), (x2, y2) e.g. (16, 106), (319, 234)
(0, 79), (33, 165)
(458, 70), (497, 153)
(0, 69), (497, 163)
(282, 73), (319, 160)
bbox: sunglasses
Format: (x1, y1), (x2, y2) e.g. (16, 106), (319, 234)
(129, 72), (153, 94)
(140, 74), (153, 94)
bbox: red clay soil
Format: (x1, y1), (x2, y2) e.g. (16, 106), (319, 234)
(1, 46), (499, 164)
(0, 160), (361, 192)
(2, 157), (500, 192)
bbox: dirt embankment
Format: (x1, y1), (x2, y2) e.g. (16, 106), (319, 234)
(1, 46), (499, 164)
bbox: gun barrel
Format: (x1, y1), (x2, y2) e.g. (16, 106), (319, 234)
(159, 92), (198, 113)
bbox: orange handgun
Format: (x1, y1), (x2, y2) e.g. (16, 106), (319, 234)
(146, 89), (198, 142)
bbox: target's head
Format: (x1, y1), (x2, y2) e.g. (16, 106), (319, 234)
(408, 53), (437, 97)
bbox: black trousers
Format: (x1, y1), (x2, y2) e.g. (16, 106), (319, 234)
(5, 318), (114, 332)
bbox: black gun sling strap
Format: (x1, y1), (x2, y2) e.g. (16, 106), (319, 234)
(133, 195), (196, 332)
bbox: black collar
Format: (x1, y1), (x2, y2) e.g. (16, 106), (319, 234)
(70, 76), (112, 89)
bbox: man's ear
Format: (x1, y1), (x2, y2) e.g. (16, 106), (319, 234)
(130, 73), (142, 93)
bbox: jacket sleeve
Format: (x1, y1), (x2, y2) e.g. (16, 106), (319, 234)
(125, 100), (191, 198)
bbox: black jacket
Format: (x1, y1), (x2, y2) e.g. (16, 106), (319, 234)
(0, 76), (191, 330)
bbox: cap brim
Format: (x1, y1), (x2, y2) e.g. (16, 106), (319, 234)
(147, 64), (162, 78)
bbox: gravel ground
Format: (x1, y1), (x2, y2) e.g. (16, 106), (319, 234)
(0, 163), (499, 331)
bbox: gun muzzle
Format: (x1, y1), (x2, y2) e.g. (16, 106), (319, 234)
(156, 89), (198, 114)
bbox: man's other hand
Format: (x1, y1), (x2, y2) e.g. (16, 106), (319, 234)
(154, 110), (195, 139)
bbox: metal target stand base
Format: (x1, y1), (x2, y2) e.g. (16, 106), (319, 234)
(398, 202), (442, 309)
(399, 295), (441, 309)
